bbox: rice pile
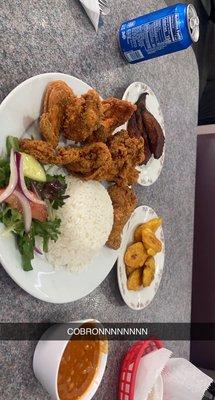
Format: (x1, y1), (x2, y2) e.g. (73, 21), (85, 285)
(47, 176), (114, 271)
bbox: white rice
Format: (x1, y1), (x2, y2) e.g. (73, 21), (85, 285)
(46, 176), (113, 271)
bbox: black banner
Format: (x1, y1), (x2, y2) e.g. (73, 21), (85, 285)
(0, 322), (215, 341)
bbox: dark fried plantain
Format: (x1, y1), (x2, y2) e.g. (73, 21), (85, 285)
(137, 93), (165, 159)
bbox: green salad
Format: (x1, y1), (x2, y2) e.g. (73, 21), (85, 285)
(0, 136), (68, 271)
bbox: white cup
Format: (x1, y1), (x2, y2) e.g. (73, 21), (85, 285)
(33, 319), (108, 400)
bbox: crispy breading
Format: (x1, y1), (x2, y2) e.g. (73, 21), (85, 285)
(87, 98), (137, 143)
(20, 139), (58, 164)
(20, 139), (112, 181)
(65, 143), (112, 180)
(63, 90), (103, 142)
(20, 130), (144, 186)
(20, 139), (84, 165)
(105, 130), (145, 186)
(106, 185), (137, 250)
(39, 80), (75, 147)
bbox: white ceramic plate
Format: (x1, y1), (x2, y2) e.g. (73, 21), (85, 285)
(122, 82), (165, 187)
(117, 206), (165, 310)
(0, 72), (118, 303)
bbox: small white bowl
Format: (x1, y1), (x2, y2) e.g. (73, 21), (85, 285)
(33, 319), (108, 400)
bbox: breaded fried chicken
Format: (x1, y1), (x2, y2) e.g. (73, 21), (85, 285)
(20, 139), (112, 181)
(65, 143), (112, 180)
(105, 130), (145, 186)
(20, 139), (59, 164)
(39, 80), (75, 147)
(63, 90), (103, 142)
(106, 185), (137, 250)
(20, 129), (145, 186)
(87, 98), (137, 143)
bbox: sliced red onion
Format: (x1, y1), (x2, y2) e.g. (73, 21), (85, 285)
(0, 149), (18, 203)
(31, 182), (40, 199)
(14, 190), (32, 233)
(16, 152), (46, 206)
(34, 246), (43, 255)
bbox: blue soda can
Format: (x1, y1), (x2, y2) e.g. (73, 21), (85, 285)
(118, 3), (199, 63)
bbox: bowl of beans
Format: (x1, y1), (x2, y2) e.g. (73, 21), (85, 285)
(33, 320), (108, 400)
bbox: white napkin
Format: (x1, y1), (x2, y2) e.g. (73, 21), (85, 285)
(134, 348), (172, 400)
(162, 358), (213, 400)
(79, 0), (100, 31)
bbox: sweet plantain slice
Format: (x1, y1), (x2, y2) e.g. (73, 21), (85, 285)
(127, 268), (143, 291)
(142, 228), (162, 255)
(147, 248), (157, 256)
(134, 218), (162, 243)
(124, 242), (148, 268)
(145, 256), (156, 274)
(126, 265), (133, 277)
(142, 218), (163, 233)
(134, 224), (143, 242)
(142, 265), (155, 287)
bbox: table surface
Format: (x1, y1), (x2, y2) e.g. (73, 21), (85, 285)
(0, 0), (199, 399)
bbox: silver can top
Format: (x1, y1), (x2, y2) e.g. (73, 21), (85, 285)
(187, 4), (200, 43)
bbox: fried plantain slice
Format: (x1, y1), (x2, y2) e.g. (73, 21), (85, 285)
(144, 256), (156, 274)
(142, 218), (163, 233)
(125, 265), (134, 277)
(142, 228), (162, 255)
(134, 224), (143, 242)
(134, 218), (163, 243)
(127, 268), (143, 291)
(124, 242), (148, 268)
(142, 265), (155, 287)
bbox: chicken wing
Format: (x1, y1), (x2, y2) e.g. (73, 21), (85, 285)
(63, 90), (103, 142)
(87, 98), (137, 143)
(106, 185), (137, 250)
(39, 80), (75, 147)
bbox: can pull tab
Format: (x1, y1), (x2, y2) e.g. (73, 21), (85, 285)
(190, 16), (199, 30)
(187, 4), (200, 43)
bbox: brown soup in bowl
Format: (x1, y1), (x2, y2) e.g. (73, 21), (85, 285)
(57, 323), (106, 400)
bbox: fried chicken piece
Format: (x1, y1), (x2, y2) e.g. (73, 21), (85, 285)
(20, 130), (144, 186)
(20, 139), (59, 164)
(65, 143), (113, 180)
(87, 98), (137, 143)
(39, 81), (75, 147)
(63, 90), (103, 142)
(106, 185), (137, 250)
(105, 130), (145, 186)
(137, 93), (165, 159)
(20, 139), (85, 165)
(20, 139), (112, 181)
